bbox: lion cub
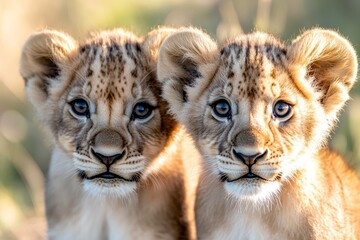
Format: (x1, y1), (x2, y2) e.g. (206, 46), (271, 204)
(157, 27), (360, 239)
(20, 28), (196, 239)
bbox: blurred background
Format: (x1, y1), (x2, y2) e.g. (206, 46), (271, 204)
(0, 0), (359, 239)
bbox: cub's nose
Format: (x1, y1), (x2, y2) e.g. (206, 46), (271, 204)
(232, 149), (268, 166)
(91, 149), (126, 166)
(91, 129), (126, 166)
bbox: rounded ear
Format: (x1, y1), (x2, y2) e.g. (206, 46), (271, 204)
(157, 27), (218, 119)
(288, 28), (358, 118)
(20, 30), (77, 108)
(143, 26), (178, 71)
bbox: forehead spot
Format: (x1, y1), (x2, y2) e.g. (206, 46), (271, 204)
(228, 71), (234, 79)
(86, 68), (93, 77)
(131, 69), (138, 78)
(271, 68), (276, 79)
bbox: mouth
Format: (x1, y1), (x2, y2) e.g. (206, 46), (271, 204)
(220, 172), (275, 182)
(78, 171), (141, 182)
(240, 173), (257, 179)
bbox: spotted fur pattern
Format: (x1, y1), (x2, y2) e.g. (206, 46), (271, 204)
(157, 27), (360, 239)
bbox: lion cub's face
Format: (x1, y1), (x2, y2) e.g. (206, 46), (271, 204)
(21, 29), (174, 198)
(191, 39), (310, 199)
(157, 28), (357, 201)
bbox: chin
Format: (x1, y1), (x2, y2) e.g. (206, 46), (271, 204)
(82, 179), (138, 199)
(224, 180), (281, 206)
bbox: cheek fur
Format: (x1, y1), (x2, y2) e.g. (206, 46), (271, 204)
(56, 114), (88, 151)
(129, 113), (164, 154)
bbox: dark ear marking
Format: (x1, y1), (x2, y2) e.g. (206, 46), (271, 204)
(37, 56), (61, 78)
(183, 67), (201, 102)
(170, 56), (203, 103)
(182, 59), (202, 84)
(169, 54), (202, 86)
(182, 88), (188, 102)
(180, 65), (201, 87)
(131, 69), (138, 78)
(86, 68), (93, 77)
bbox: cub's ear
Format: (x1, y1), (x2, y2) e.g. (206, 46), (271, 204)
(20, 30), (77, 108)
(288, 29), (358, 121)
(157, 27), (218, 120)
(143, 26), (178, 70)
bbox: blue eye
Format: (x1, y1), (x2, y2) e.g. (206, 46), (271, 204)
(273, 101), (292, 119)
(70, 99), (90, 117)
(132, 102), (154, 120)
(212, 99), (231, 118)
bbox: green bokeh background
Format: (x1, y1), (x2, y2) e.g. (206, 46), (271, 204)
(0, 0), (359, 239)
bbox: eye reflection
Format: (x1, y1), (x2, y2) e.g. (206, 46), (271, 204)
(70, 99), (90, 117)
(212, 99), (232, 118)
(132, 102), (154, 120)
(273, 101), (292, 119)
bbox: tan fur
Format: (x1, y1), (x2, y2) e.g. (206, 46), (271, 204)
(20, 28), (196, 239)
(157, 27), (360, 239)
